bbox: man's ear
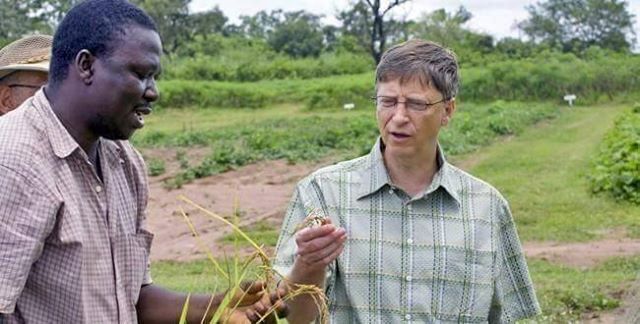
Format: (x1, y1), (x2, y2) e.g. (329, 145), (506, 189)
(75, 50), (96, 85)
(441, 98), (456, 126)
(0, 85), (12, 115)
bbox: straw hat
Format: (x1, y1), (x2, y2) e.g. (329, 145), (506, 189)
(0, 34), (52, 79)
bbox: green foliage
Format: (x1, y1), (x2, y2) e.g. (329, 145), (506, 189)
(147, 158), (166, 176)
(589, 109), (640, 204)
(468, 103), (640, 242)
(162, 36), (374, 82)
(461, 52), (640, 102)
(157, 73), (374, 109)
(526, 257), (639, 322)
(266, 10), (324, 58)
(518, 0), (636, 53)
(220, 221), (279, 247)
(158, 52), (640, 110)
(134, 101), (558, 188)
(441, 101), (558, 155)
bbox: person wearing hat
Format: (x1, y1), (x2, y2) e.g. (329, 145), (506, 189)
(0, 34), (51, 116)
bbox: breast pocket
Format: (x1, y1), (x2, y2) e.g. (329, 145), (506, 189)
(112, 229), (154, 305)
(434, 247), (494, 322)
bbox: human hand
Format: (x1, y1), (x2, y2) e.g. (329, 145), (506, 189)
(220, 281), (287, 324)
(294, 218), (347, 275)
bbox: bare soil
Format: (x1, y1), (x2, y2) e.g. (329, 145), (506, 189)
(146, 158), (329, 261)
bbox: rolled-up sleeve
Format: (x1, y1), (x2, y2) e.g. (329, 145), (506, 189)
(489, 200), (541, 323)
(0, 165), (56, 313)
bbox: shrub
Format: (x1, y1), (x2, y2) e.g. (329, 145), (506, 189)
(589, 109), (640, 204)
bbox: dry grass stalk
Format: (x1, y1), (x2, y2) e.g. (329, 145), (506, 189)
(177, 195), (330, 323)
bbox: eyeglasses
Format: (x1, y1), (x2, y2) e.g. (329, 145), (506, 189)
(8, 84), (42, 90)
(372, 95), (448, 112)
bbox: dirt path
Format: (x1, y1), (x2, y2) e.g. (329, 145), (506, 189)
(146, 158), (329, 261)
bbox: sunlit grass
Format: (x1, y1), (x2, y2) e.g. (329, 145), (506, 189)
(465, 104), (640, 242)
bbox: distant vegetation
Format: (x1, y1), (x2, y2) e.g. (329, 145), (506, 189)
(590, 104), (640, 204)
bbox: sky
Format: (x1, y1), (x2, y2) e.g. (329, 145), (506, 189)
(191, 0), (640, 46)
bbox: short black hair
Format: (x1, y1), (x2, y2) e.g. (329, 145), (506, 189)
(49, 0), (157, 84)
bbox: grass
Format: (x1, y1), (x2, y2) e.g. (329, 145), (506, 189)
(463, 104), (640, 242)
(525, 256), (640, 322)
(220, 220), (280, 247)
(152, 259), (258, 294)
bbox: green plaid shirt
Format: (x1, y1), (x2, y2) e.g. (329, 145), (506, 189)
(274, 139), (540, 323)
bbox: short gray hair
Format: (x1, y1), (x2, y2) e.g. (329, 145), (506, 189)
(375, 39), (459, 100)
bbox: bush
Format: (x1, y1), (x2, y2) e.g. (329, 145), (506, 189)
(156, 53), (640, 110)
(589, 109), (640, 204)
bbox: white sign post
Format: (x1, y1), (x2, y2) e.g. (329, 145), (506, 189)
(563, 94), (576, 107)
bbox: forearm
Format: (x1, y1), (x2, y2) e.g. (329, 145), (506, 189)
(284, 260), (327, 323)
(137, 284), (220, 323)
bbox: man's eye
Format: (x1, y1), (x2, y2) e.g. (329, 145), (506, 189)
(407, 100), (426, 110)
(380, 99), (396, 106)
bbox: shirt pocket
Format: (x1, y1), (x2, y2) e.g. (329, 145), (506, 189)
(112, 229), (154, 305)
(436, 247), (493, 322)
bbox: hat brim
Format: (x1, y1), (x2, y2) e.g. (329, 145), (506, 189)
(0, 60), (49, 79)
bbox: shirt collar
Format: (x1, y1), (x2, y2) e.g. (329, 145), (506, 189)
(355, 137), (461, 204)
(33, 89), (79, 159)
(33, 89), (125, 165)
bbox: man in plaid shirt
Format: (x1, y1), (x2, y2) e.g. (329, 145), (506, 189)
(0, 1), (285, 323)
(274, 40), (541, 323)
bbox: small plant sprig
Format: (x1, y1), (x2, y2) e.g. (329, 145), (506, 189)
(177, 195), (330, 323)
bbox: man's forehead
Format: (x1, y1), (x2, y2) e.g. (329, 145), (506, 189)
(376, 77), (438, 95)
(108, 25), (162, 56)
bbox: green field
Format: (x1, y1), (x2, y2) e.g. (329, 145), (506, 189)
(150, 99), (640, 322)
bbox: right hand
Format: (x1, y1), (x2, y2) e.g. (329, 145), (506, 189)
(221, 281), (288, 324)
(294, 218), (347, 274)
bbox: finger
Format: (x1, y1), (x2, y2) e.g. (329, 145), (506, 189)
(296, 224), (340, 242)
(274, 299), (289, 319)
(309, 243), (345, 268)
(244, 308), (259, 323)
(297, 229), (346, 255)
(304, 234), (347, 263)
(240, 281), (266, 295)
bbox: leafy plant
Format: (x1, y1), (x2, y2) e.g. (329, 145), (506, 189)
(589, 109), (640, 204)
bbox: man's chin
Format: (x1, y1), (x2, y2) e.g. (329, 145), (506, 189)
(100, 130), (135, 141)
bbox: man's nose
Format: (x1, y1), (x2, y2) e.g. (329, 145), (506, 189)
(144, 79), (159, 102)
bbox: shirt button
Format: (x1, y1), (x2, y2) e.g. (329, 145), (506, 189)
(406, 238), (414, 245)
(405, 314), (411, 320)
(119, 159), (125, 165)
(95, 185), (103, 193)
(406, 275), (412, 282)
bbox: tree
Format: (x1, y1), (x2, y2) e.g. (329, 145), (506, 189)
(518, 0), (636, 53)
(233, 10), (325, 58)
(0, 0), (43, 40)
(133, 0), (192, 55)
(338, 0), (412, 63)
(189, 6), (227, 40)
(268, 11), (324, 57)
(410, 6), (472, 48)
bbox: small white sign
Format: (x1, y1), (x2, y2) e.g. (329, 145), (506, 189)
(343, 103), (355, 110)
(564, 94), (577, 106)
